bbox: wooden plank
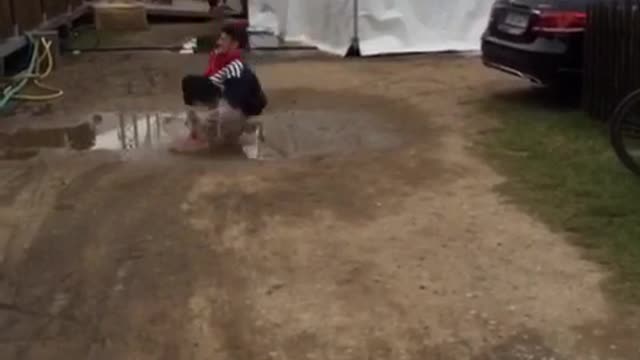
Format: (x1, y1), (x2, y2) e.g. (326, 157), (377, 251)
(603, 2), (612, 118)
(608, 1), (618, 117)
(70, 0), (83, 10)
(594, 3), (602, 118)
(0, 0), (88, 76)
(0, 35), (27, 76)
(11, 0), (43, 33)
(634, 0), (640, 94)
(143, 0), (210, 18)
(583, 0), (640, 120)
(42, 0), (69, 19)
(0, 0), (13, 40)
(582, 3), (593, 115)
(621, 0), (631, 101)
(633, 0), (640, 94)
(40, 2), (88, 30)
(590, 4), (595, 115)
(0, 36), (26, 58)
(94, 4), (149, 31)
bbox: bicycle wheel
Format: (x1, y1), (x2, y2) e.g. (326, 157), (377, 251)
(610, 89), (640, 176)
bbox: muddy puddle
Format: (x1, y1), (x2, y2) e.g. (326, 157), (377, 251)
(92, 112), (178, 151)
(260, 109), (402, 158)
(0, 107), (403, 162)
(89, 112), (269, 160)
(0, 112), (270, 161)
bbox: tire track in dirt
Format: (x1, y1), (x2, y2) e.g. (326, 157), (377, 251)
(177, 57), (637, 359)
(1, 53), (638, 359)
(0, 157), (229, 359)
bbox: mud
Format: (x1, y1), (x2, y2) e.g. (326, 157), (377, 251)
(472, 330), (564, 360)
(0, 50), (639, 360)
(0, 122), (94, 153)
(261, 109), (401, 158)
(1, 90), (407, 162)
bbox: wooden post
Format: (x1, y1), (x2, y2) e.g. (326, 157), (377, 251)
(210, 3), (226, 43)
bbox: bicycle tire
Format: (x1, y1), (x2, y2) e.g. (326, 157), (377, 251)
(609, 89), (640, 176)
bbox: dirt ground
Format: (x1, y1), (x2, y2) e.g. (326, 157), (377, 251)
(1, 49), (639, 360)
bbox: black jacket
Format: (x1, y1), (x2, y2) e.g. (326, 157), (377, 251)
(209, 59), (267, 116)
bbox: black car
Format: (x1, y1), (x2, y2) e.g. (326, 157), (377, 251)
(481, 0), (591, 87)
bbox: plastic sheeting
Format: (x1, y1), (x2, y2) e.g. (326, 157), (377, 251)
(249, 0), (354, 54)
(248, 0), (494, 56)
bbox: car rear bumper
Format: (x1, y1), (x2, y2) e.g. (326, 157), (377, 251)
(481, 38), (580, 85)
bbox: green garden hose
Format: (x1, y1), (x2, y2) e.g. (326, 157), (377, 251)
(0, 34), (64, 110)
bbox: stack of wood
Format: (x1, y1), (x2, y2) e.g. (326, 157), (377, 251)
(93, 1), (149, 31)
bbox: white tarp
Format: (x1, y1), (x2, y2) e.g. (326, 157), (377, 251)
(248, 0), (494, 56)
(249, 0), (354, 54)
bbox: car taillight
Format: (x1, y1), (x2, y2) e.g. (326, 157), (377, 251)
(532, 11), (587, 33)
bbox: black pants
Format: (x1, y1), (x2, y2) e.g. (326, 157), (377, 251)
(182, 75), (222, 106)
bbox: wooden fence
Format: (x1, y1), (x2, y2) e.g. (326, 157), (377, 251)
(0, 0), (13, 39)
(583, 0), (640, 120)
(0, 0), (85, 42)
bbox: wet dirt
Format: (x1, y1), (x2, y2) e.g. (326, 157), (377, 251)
(1, 89), (407, 162)
(261, 108), (402, 158)
(0, 51), (639, 360)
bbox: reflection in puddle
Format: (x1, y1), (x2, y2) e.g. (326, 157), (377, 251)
(93, 112), (180, 151)
(91, 112), (274, 161)
(4, 107), (398, 162)
(1, 107), (400, 162)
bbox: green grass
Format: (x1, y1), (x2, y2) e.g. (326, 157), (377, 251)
(477, 92), (640, 303)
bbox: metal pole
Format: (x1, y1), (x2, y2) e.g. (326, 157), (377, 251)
(354, 0), (359, 42)
(350, 0), (360, 55)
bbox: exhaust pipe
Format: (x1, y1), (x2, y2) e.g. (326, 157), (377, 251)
(484, 61), (544, 85)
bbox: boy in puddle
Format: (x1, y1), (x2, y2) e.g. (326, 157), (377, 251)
(177, 24), (267, 152)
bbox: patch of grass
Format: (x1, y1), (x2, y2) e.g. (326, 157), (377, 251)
(69, 28), (121, 50)
(477, 92), (640, 303)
